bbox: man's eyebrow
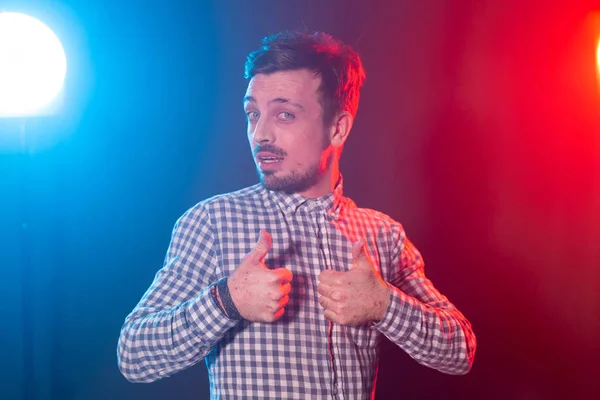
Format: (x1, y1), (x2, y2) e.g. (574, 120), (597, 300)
(243, 96), (304, 110)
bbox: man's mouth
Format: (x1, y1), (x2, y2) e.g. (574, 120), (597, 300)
(256, 152), (284, 164)
(259, 156), (283, 163)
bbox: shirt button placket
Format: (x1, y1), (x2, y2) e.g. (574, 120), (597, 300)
(318, 210), (344, 399)
(310, 209), (336, 396)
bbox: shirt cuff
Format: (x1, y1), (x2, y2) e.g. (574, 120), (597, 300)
(186, 286), (240, 342)
(372, 284), (419, 342)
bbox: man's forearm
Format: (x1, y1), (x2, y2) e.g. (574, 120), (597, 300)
(117, 287), (239, 382)
(373, 285), (476, 375)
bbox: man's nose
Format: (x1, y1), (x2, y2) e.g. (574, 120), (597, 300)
(252, 118), (274, 144)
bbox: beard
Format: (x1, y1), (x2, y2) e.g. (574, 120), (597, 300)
(253, 135), (334, 194)
(258, 163), (324, 194)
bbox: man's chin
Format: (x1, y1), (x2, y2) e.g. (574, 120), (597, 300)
(259, 172), (318, 194)
(259, 171), (287, 191)
(260, 174), (285, 192)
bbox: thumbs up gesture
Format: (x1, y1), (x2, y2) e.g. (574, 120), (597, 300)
(228, 230), (293, 322)
(317, 240), (390, 326)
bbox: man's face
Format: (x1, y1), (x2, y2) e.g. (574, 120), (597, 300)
(244, 69), (335, 194)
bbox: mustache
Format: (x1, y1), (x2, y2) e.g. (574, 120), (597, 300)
(253, 144), (287, 158)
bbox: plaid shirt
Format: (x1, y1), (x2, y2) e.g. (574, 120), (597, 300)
(118, 178), (476, 399)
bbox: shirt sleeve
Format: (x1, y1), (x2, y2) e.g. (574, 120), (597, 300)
(117, 205), (239, 383)
(372, 225), (477, 375)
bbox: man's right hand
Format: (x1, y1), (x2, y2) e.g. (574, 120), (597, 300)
(228, 230), (293, 322)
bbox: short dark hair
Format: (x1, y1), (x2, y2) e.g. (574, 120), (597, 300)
(244, 30), (366, 126)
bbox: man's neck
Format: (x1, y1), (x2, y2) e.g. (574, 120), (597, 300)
(297, 163), (340, 199)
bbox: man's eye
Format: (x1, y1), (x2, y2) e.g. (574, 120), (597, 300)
(246, 111), (260, 121)
(277, 112), (294, 120)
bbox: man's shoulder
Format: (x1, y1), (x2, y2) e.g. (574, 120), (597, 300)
(345, 202), (404, 234)
(204, 183), (265, 205)
(183, 183), (266, 219)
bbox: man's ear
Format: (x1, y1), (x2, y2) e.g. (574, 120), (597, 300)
(329, 111), (354, 148)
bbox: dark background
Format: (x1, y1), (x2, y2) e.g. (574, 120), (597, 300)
(1, 0), (599, 399)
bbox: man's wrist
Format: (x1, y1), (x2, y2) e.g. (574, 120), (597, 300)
(217, 278), (243, 321)
(209, 278), (243, 321)
(210, 283), (226, 312)
(373, 283), (391, 322)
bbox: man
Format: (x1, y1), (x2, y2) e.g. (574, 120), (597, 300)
(118, 30), (476, 399)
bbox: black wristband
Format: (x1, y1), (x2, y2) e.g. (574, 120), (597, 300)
(216, 278), (242, 321)
(209, 284), (224, 314)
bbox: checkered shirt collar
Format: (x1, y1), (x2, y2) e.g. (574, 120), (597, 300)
(263, 175), (345, 219)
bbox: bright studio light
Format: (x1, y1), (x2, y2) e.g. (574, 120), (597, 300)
(0, 12), (67, 118)
(597, 37), (600, 73)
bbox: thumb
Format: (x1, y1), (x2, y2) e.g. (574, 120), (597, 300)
(250, 230), (272, 263)
(351, 239), (369, 269)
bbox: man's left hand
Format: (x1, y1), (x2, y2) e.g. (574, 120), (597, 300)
(317, 240), (390, 326)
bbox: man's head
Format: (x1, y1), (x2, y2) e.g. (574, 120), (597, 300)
(243, 31), (365, 196)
